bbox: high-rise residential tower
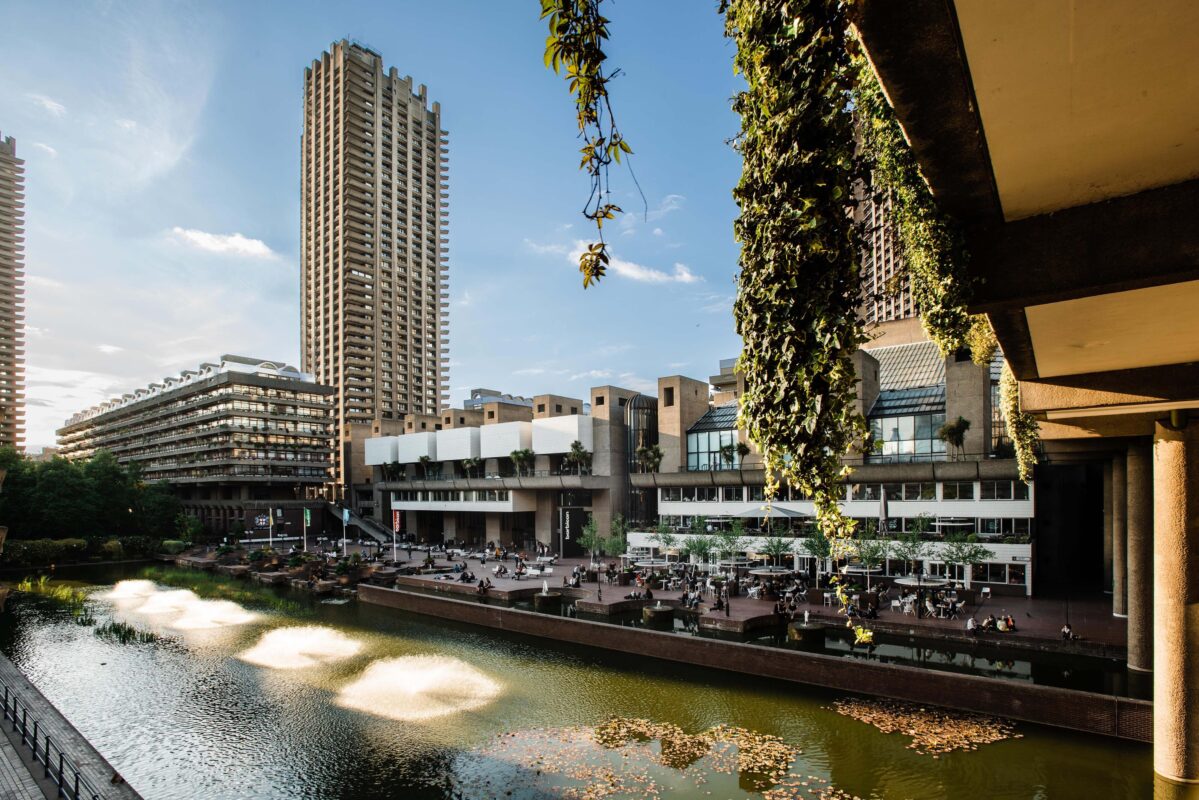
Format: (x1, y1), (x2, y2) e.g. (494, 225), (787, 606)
(860, 194), (915, 326)
(301, 41), (450, 498)
(0, 133), (26, 451)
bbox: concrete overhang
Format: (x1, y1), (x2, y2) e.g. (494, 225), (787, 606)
(854, 0), (1199, 431)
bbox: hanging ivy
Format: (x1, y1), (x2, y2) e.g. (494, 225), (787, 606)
(1000, 361), (1039, 480)
(851, 52), (986, 358)
(724, 0), (865, 533)
(541, 0), (637, 287)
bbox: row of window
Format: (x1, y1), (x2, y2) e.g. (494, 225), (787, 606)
(656, 516), (1031, 538)
(659, 480), (1030, 504)
(392, 490), (511, 503)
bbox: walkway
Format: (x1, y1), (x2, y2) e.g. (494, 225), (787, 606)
(0, 734), (43, 800)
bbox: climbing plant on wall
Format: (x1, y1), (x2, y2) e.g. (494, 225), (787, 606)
(1000, 361), (1039, 480)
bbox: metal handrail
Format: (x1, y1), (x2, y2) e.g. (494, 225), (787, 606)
(0, 681), (104, 800)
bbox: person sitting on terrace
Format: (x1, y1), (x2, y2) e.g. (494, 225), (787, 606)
(1061, 623), (1075, 641)
(476, 579), (488, 596)
(966, 616), (979, 636)
(774, 598), (785, 616)
(924, 598), (938, 618)
(624, 590), (643, 600)
(996, 615), (1009, 632)
(1004, 614), (1018, 632)
(644, 586), (653, 601)
(495, 564), (509, 578)
(982, 614), (997, 631)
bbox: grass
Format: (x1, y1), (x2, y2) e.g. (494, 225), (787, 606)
(139, 566), (311, 617)
(94, 620), (164, 645)
(15, 575), (95, 625)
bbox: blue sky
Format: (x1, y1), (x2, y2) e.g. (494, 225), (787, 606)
(0, 0), (745, 449)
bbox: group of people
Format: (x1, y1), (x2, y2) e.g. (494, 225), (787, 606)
(623, 586), (654, 600)
(966, 612), (1019, 635)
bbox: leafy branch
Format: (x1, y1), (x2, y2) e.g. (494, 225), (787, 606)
(541, 0), (641, 287)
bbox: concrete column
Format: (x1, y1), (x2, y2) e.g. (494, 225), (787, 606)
(1153, 417), (1199, 784)
(1103, 460), (1113, 593)
(1113, 452), (1128, 616)
(1127, 442), (1154, 672)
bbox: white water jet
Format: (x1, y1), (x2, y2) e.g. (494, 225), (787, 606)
(238, 626), (362, 669)
(170, 599), (258, 630)
(135, 589), (200, 615)
(104, 580), (158, 600)
(336, 655), (501, 722)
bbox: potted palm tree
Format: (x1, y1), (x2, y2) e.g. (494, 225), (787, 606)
(937, 417), (971, 461)
(417, 455), (432, 480)
(565, 440), (591, 475)
(635, 444), (664, 473)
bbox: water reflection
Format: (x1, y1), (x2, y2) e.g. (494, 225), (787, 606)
(336, 655), (502, 722)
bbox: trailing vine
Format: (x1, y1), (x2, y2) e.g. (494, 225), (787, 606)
(852, 52), (988, 359)
(1000, 361), (1039, 480)
(541, 0), (636, 287)
(724, 0), (866, 534)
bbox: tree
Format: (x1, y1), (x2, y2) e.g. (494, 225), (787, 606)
(802, 528), (833, 581)
(937, 417), (972, 461)
(736, 441), (751, 470)
(649, 520), (677, 555)
(681, 533), (715, 567)
(853, 533), (891, 592)
(714, 525), (749, 562)
(891, 518), (930, 577)
(509, 449), (534, 477)
(760, 534), (794, 566)
(577, 515), (606, 565)
(635, 444), (663, 473)
(718, 442), (737, 471)
(565, 440), (592, 475)
(417, 455), (432, 479)
(607, 513), (628, 557)
(461, 457), (480, 479)
(940, 533), (995, 586)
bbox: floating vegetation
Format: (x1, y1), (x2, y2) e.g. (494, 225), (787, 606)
(138, 567), (310, 616)
(94, 620), (165, 645)
(453, 718), (865, 799)
(15, 575), (94, 625)
(829, 698), (1022, 756)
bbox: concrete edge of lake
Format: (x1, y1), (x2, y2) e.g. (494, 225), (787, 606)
(0, 654), (144, 800)
(359, 584), (1153, 744)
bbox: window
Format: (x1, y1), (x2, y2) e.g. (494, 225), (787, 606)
(884, 483), (903, 501)
(681, 487), (697, 502)
(687, 428), (739, 471)
(748, 486), (765, 502)
(1014, 481), (1030, 500)
(903, 482), (936, 500)
(869, 412), (947, 460)
(664, 387), (675, 407)
(458, 416), (465, 425)
(1008, 563), (1026, 585)
(942, 481), (974, 500)
(853, 483), (881, 501)
(722, 486), (743, 502)
(487, 410), (495, 420)
(981, 480), (1014, 500)
(555, 404), (562, 413)
(570, 406), (578, 414)
(537, 403), (546, 413)
(595, 396), (605, 406)
(661, 487), (682, 502)
(618, 397), (627, 407)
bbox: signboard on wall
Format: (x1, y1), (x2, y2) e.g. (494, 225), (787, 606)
(254, 514), (269, 530)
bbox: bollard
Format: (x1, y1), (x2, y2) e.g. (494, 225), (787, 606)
(57, 751), (64, 786)
(44, 736), (51, 778)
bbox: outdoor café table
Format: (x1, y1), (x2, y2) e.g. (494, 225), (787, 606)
(892, 575), (950, 589)
(535, 555), (557, 564)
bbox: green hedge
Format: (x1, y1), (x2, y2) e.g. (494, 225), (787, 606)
(2, 538), (89, 567)
(161, 540), (186, 555)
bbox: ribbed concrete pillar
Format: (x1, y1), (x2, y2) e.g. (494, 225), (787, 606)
(1127, 442), (1153, 671)
(1113, 453), (1128, 616)
(1103, 460), (1113, 593)
(1153, 418), (1199, 784)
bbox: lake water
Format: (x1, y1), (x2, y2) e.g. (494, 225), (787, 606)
(0, 565), (1152, 799)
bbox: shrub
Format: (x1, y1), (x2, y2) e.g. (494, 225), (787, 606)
(117, 536), (161, 558)
(100, 539), (124, 560)
(160, 540), (186, 555)
(247, 549), (266, 563)
(1, 538), (88, 567)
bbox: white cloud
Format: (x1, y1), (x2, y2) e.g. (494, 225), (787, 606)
(27, 93), (66, 116)
(455, 290), (473, 307)
(169, 227), (277, 259)
(569, 369), (613, 381)
(566, 241), (703, 285)
(513, 367), (546, 376)
(668, 361), (689, 369)
(698, 292), (735, 313)
(652, 227), (664, 237)
(616, 372), (658, 395)
(32, 143), (58, 157)
(116, 118), (138, 131)
(97, 344), (124, 354)
(523, 238), (569, 256)
(647, 194), (685, 221)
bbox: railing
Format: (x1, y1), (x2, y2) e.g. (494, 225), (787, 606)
(0, 680), (104, 800)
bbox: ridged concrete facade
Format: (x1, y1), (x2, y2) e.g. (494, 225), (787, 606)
(301, 41), (450, 496)
(0, 134), (26, 451)
(860, 194), (915, 325)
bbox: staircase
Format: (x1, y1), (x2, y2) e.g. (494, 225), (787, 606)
(327, 503), (393, 545)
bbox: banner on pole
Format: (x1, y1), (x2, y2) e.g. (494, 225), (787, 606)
(303, 508), (311, 525)
(392, 510), (402, 533)
(342, 508), (351, 524)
